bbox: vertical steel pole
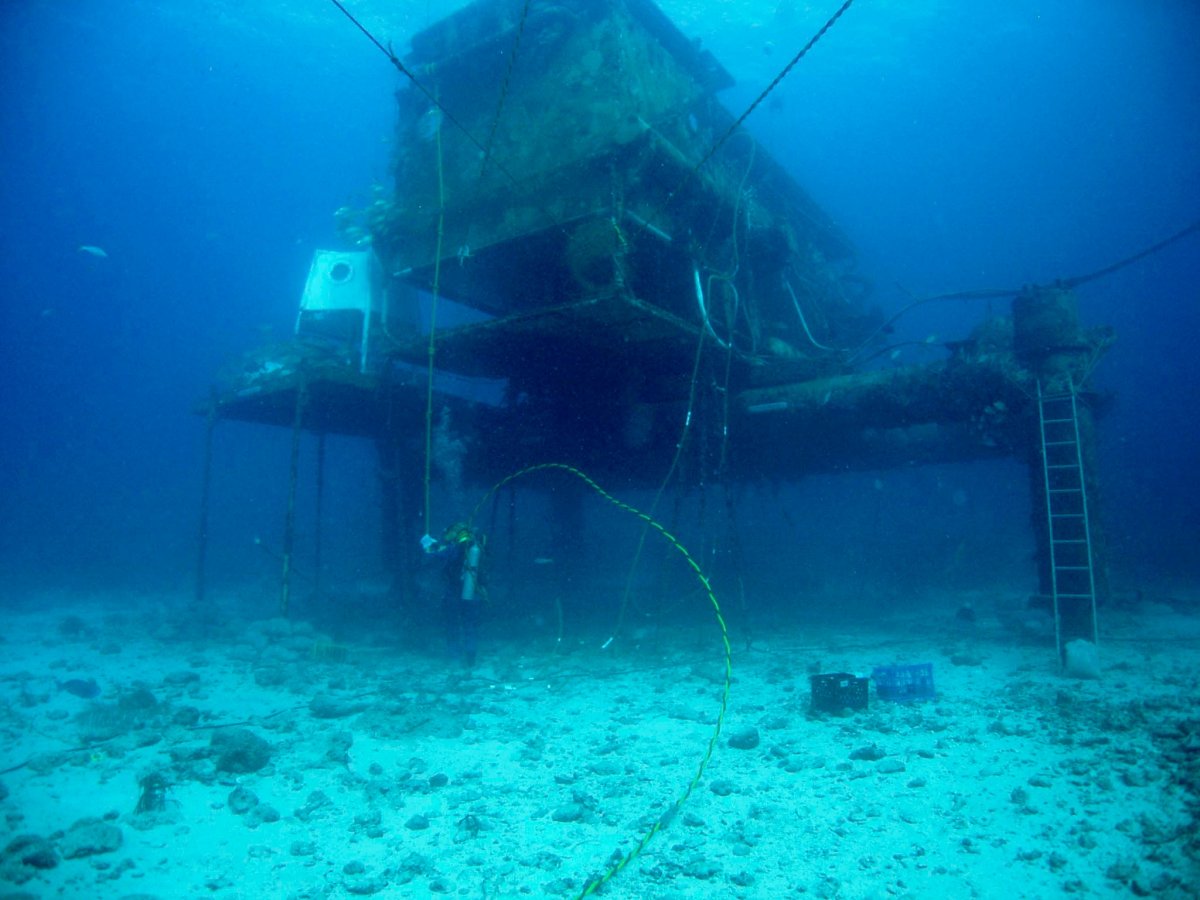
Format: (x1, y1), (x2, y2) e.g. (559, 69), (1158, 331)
(314, 431), (326, 597)
(281, 376), (308, 616)
(194, 397), (217, 609)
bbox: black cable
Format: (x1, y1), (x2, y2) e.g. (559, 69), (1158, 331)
(844, 287), (1012, 363)
(478, 0), (533, 181)
(662, 0), (856, 212)
(846, 216), (1200, 362)
(326, 0), (553, 228)
(326, 1), (479, 156)
(1062, 217), (1200, 289)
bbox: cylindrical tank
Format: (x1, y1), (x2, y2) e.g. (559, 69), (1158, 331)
(1012, 285), (1080, 359)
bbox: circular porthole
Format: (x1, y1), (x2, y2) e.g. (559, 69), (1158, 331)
(329, 261), (353, 283)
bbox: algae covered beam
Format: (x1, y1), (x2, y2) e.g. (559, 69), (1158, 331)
(729, 355), (1032, 476)
(736, 357), (1029, 432)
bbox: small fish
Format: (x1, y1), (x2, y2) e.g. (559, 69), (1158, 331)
(532, 557), (555, 566)
(58, 677), (101, 699)
(78, 245), (108, 259)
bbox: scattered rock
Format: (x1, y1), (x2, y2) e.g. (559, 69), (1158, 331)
(309, 693), (367, 719)
(211, 728), (272, 774)
(245, 804), (280, 828)
(688, 664), (729, 686)
(667, 705), (713, 724)
(850, 743), (886, 761)
(57, 819), (122, 859)
(228, 786), (260, 815)
(727, 726), (760, 750)
(57, 615), (93, 640)
(876, 759), (906, 775)
(682, 856), (721, 880)
(781, 754), (825, 773)
(1106, 860), (1139, 884)
(709, 779), (735, 796)
(586, 759), (621, 777)
(1063, 639), (1101, 679)
(551, 804), (584, 822)
(325, 730), (354, 765)
(163, 670), (201, 686)
(950, 652), (983, 667)
(355, 809), (383, 830)
(118, 687), (159, 711)
(254, 667), (288, 688)
(1121, 768), (1148, 788)
(345, 874), (388, 895)
(295, 790), (333, 822)
(405, 814), (430, 830)
(3, 834), (58, 872)
(896, 804), (921, 824)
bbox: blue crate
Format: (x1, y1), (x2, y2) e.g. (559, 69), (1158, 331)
(871, 663), (935, 702)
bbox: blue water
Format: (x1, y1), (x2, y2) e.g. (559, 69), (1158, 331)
(1, 0), (1197, 598)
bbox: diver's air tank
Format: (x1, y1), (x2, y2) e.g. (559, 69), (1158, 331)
(460, 542), (482, 602)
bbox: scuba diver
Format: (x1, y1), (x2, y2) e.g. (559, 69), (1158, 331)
(421, 523), (485, 667)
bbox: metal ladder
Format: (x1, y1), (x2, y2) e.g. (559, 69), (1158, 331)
(1037, 380), (1099, 665)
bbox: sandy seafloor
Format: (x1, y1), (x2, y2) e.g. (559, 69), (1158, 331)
(1, 588), (1198, 899)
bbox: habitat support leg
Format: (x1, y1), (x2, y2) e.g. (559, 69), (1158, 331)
(314, 432), (326, 597)
(193, 401), (217, 610)
(377, 434), (421, 608)
(280, 379), (308, 617)
(551, 476), (586, 599)
(1025, 436), (1054, 601)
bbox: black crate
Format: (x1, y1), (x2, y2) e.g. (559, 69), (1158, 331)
(809, 673), (868, 713)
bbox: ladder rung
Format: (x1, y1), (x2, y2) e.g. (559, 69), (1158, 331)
(1051, 513), (1084, 518)
(1055, 566), (1091, 571)
(1056, 593), (1094, 599)
(1048, 488), (1081, 494)
(1042, 417), (1074, 424)
(1046, 464), (1077, 470)
(1053, 539), (1087, 544)
(1043, 440), (1077, 447)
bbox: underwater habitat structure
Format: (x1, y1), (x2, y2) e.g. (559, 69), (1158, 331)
(199, 0), (1115, 669)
